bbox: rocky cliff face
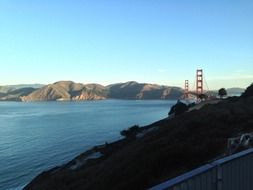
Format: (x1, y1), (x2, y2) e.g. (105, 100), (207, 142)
(71, 90), (106, 100)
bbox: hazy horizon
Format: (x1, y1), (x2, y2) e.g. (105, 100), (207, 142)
(0, 1), (252, 89)
(0, 80), (249, 91)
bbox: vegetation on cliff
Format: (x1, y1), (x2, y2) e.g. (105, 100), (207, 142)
(242, 83), (253, 97)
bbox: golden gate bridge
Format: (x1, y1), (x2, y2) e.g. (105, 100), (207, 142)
(181, 69), (210, 100)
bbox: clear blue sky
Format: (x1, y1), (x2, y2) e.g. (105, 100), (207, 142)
(0, 0), (252, 89)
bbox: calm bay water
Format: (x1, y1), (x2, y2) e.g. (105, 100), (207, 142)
(0, 100), (175, 190)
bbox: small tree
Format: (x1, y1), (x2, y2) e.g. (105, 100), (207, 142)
(218, 88), (227, 99)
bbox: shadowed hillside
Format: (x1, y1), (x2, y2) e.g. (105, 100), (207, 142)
(24, 84), (253, 190)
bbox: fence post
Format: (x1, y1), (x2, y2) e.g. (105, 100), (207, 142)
(217, 165), (222, 190)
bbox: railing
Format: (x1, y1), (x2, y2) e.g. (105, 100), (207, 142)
(149, 148), (253, 190)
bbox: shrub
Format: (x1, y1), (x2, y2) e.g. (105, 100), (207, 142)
(120, 125), (140, 139)
(188, 102), (196, 108)
(169, 101), (188, 116)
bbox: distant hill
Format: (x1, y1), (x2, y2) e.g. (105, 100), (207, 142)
(208, 87), (245, 97)
(22, 81), (108, 101)
(107, 81), (183, 99)
(0, 87), (37, 101)
(0, 81), (183, 101)
(0, 82), (247, 101)
(14, 81), (183, 101)
(227, 87), (245, 96)
(0, 84), (44, 93)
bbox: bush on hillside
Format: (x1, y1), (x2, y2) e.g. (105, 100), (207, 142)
(241, 83), (253, 98)
(218, 88), (227, 99)
(120, 125), (140, 139)
(188, 102), (196, 108)
(169, 101), (188, 116)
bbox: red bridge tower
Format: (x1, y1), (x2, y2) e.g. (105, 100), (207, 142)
(184, 80), (189, 98)
(196, 69), (203, 94)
